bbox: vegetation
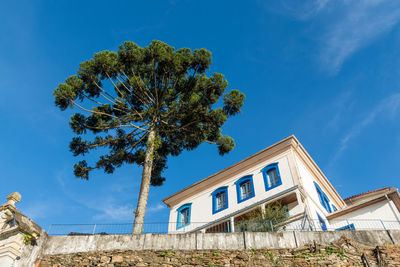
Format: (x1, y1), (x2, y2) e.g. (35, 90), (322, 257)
(22, 233), (35, 245)
(265, 251), (275, 262)
(236, 202), (288, 232)
(160, 250), (176, 257)
(53, 40), (245, 233)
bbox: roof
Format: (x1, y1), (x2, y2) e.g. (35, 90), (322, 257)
(344, 187), (391, 203)
(328, 187), (400, 220)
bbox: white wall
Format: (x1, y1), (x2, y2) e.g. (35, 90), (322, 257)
(287, 200), (304, 217)
(294, 156), (338, 218)
(329, 200), (400, 230)
(168, 151), (296, 233)
(305, 198), (332, 230)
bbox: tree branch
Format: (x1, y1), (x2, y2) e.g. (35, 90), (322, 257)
(128, 131), (149, 154)
(88, 129), (146, 149)
(92, 80), (120, 105)
(105, 72), (127, 102)
(72, 100), (148, 132)
(128, 70), (157, 104)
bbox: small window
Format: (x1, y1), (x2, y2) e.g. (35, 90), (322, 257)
(216, 191), (226, 210)
(317, 213), (327, 231)
(335, 224), (355, 231)
(212, 187), (228, 214)
(262, 163), (282, 191)
(181, 208), (189, 224)
(176, 203), (192, 229)
(267, 169), (279, 185)
(241, 181), (252, 199)
(314, 182), (332, 213)
(235, 175), (255, 203)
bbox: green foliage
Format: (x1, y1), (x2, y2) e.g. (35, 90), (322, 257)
(325, 246), (345, 260)
(294, 251), (313, 259)
(160, 250), (176, 257)
(22, 233), (34, 245)
(236, 203), (288, 232)
(53, 40), (245, 185)
(265, 251), (275, 262)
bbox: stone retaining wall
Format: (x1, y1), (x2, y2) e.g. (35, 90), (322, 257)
(42, 230), (398, 255)
(37, 235), (400, 266)
(9, 230), (400, 266)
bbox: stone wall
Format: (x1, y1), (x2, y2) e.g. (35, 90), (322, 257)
(41, 230), (397, 255)
(37, 236), (400, 266)
(2, 192), (400, 266)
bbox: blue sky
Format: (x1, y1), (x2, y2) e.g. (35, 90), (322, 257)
(1, 0), (400, 230)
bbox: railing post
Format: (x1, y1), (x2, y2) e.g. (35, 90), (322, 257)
(346, 219), (352, 230)
(270, 221), (274, 232)
(92, 224), (97, 235)
(47, 224), (52, 235)
(380, 220), (386, 230)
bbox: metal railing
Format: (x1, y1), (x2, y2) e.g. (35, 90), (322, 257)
(47, 219), (400, 236)
(48, 223), (166, 236)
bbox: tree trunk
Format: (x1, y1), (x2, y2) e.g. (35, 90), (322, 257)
(132, 129), (156, 234)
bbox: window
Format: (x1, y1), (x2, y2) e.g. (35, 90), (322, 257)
(212, 187), (229, 214)
(235, 175), (255, 203)
(332, 204), (338, 212)
(261, 163), (282, 191)
(314, 182), (332, 213)
(241, 181), (252, 199)
(335, 224), (355, 231)
(176, 203), (192, 229)
(317, 213), (327, 231)
(217, 192), (226, 210)
(181, 209), (189, 224)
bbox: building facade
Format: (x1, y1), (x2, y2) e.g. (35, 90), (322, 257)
(162, 135), (400, 233)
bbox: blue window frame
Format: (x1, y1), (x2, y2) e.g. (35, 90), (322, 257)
(235, 175), (255, 203)
(212, 186), (229, 214)
(335, 224), (355, 231)
(176, 203), (192, 230)
(314, 182), (332, 213)
(317, 212), (327, 231)
(261, 163), (282, 191)
(332, 204), (338, 212)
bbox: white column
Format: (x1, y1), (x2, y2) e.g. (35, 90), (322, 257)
(260, 204), (266, 218)
(230, 217), (235, 232)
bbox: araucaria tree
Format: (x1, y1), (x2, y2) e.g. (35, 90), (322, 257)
(53, 41), (245, 233)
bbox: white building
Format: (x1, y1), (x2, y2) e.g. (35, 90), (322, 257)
(162, 135), (400, 233)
